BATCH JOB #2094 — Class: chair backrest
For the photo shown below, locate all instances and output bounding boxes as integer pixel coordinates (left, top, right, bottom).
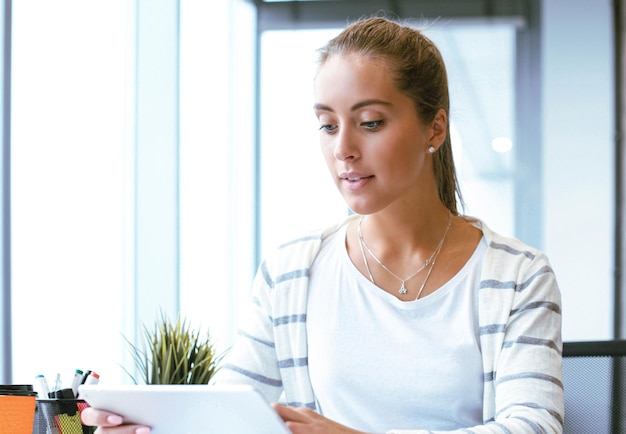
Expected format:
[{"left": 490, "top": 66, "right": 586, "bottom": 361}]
[{"left": 563, "top": 340, "right": 626, "bottom": 433}]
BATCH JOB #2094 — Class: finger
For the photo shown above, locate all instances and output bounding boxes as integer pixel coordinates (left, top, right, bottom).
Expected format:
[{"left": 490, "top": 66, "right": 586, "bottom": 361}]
[
  {"left": 272, "top": 403, "right": 297, "bottom": 421},
  {"left": 271, "top": 404, "right": 313, "bottom": 423},
  {"left": 95, "top": 426, "right": 150, "bottom": 434},
  {"left": 81, "top": 407, "right": 124, "bottom": 427},
  {"left": 81, "top": 408, "right": 151, "bottom": 434}
]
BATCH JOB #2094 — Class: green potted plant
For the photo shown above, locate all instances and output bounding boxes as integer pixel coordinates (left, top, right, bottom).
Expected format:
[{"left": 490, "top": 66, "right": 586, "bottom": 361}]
[{"left": 123, "top": 311, "right": 223, "bottom": 385}]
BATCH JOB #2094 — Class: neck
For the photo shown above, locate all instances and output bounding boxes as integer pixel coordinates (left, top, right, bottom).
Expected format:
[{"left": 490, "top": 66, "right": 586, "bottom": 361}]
[
  {"left": 356, "top": 210, "right": 454, "bottom": 298},
  {"left": 360, "top": 206, "right": 452, "bottom": 255}
]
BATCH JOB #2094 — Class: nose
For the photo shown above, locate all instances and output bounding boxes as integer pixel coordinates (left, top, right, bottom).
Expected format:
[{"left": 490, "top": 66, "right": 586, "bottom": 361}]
[{"left": 333, "top": 126, "right": 359, "bottom": 161}]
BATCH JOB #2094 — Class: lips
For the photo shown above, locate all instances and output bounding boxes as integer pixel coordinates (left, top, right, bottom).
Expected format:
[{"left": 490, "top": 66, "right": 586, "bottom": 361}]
[
  {"left": 339, "top": 172, "right": 372, "bottom": 182},
  {"left": 339, "top": 172, "right": 373, "bottom": 190}
]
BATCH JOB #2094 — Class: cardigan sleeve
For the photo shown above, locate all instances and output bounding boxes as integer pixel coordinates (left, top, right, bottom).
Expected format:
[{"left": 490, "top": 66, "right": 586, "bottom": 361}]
[
  {"left": 211, "top": 226, "right": 328, "bottom": 408},
  {"left": 484, "top": 249, "right": 563, "bottom": 432},
  {"left": 211, "top": 262, "right": 284, "bottom": 403}
]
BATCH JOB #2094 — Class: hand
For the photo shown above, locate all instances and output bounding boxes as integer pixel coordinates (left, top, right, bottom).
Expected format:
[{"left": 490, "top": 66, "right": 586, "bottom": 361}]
[
  {"left": 80, "top": 407, "right": 150, "bottom": 434},
  {"left": 272, "top": 403, "right": 367, "bottom": 434}
]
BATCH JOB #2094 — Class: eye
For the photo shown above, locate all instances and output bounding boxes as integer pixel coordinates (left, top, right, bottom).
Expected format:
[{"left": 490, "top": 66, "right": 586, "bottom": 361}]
[
  {"left": 361, "top": 120, "right": 384, "bottom": 130},
  {"left": 318, "top": 124, "right": 338, "bottom": 134}
]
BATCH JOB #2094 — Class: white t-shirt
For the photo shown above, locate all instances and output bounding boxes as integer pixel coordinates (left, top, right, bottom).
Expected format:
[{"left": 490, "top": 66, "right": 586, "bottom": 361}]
[{"left": 307, "top": 223, "right": 487, "bottom": 432}]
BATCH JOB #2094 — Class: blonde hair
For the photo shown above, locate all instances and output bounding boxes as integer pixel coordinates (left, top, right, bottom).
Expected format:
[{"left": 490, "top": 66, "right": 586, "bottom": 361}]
[{"left": 317, "top": 17, "right": 463, "bottom": 215}]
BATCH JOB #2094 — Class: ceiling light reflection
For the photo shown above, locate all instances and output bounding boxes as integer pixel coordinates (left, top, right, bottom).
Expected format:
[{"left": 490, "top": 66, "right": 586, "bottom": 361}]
[{"left": 491, "top": 136, "right": 513, "bottom": 153}]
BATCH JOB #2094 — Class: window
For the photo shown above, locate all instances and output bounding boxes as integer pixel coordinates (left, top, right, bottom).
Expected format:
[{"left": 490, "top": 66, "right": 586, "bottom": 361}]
[
  {"left": 11, "top": 0, "right": 130, "bottom": 384},
  {"left": 9, "top": 0, "right": 257, "bottom": 386},
  {"left": 179, "top": 0, "right": 256, "bottom": 353}
]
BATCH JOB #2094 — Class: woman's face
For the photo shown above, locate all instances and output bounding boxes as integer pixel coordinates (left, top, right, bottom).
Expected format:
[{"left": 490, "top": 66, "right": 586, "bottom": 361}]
[{"left": 313, "top": 53, "right": 442, "bottom": 215}]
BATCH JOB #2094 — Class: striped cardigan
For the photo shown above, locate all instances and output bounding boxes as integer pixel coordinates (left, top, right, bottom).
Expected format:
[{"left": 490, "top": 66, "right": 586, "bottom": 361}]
[{"left": 213, "top": 216, "right": 564, "bottom": 434}]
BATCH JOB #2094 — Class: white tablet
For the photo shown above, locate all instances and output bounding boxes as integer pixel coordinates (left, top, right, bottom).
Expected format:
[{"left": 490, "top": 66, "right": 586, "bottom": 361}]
[{"left": 78, "top": 384, "right": 291, "bottom": 434}]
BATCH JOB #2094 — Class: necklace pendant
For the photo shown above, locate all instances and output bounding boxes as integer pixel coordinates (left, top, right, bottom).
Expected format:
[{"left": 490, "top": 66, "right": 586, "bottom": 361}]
[{"left": 399, "top": 282, "right": 407, "bottom": 294}]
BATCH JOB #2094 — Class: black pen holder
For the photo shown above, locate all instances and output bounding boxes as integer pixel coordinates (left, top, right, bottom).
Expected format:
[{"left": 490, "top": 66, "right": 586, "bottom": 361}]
[{"left": 32, "top": 399, "right": 95, "bottom": 434}]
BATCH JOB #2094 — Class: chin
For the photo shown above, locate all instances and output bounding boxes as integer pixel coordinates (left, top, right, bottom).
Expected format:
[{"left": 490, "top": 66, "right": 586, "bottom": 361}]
[
  {"left": 343, "top": 201, "right": 379, "bottom": 217},
  {"left": 339, "top": 190, "right": 387, "bottom": 216}
]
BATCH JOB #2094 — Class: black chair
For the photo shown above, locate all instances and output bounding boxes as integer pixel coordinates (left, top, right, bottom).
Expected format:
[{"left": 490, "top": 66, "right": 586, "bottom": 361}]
[{"left": 563, "top": 340, "right": 626, "bottom": 433}]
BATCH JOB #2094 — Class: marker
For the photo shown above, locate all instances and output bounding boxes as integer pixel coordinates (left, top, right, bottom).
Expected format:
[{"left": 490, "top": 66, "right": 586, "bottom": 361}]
[
  {"left": 77, "top": 371, "right": 99, "bottom": 399},
  {"left": 80, "top": 370, "right": 92, "bottom": 385},
  {"left": 70, "top": 369, "right": 84, "bottom": 397},
  {"left": 35, "top": 374, "right": 50, "bottom": 399},
  {"left": 83, "top": 371, "right": 100, "bottom": 385}
]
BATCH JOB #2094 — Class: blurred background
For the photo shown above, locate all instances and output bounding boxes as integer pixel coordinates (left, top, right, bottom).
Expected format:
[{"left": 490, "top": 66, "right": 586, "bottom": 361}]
[{"left": 0, "top": 0, "right": 620, "bottom": 386}]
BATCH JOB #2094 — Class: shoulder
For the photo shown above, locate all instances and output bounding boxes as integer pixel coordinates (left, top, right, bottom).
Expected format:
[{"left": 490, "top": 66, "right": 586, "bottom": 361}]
[
  {"left": 465, "top": 216, "right": 546, "bottom": 263},
  {"left": 261, "top": 215, "right": 355, "bottom": 279},
  {"left": 467, "top": 216, "right": 560, "bottom": 301}
]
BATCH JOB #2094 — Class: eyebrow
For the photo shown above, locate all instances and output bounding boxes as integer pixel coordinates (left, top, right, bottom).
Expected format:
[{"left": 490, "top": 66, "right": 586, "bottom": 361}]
[{"left": 313, "top": 99, "right": 392, "bottom": 112}]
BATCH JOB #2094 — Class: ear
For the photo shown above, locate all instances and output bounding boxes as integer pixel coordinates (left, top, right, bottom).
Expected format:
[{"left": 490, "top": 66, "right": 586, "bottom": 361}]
[{"left": 427, "top": 108, "right": 447, "bottom": 151}]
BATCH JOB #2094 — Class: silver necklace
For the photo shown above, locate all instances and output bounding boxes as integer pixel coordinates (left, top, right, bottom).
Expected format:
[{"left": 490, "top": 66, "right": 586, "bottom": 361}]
[{"left": 358, "top": 213, "right": 452, "bottom": 298}]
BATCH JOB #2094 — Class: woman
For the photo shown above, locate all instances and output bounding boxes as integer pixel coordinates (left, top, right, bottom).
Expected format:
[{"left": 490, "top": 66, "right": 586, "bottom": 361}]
[{"left": 82, "top": 16, "right": 563, "bottom": 434}]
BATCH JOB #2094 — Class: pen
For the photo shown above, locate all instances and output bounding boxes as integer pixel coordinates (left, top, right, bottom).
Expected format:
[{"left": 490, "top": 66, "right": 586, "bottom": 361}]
[
  {"left": 53, "top": 373, "right": 62, "bottom": 394},
  {"left": 80, "top": 370, "right": 92, "bottom": 385},
  {"left": 76, "top": 370, "right": 100, "bottom": 398},
  {"left": 84, "top": 371, "right": 100, "bottom": 385}
]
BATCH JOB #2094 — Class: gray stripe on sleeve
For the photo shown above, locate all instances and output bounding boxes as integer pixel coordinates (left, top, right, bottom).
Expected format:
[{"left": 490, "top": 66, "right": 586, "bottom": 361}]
[
  {"left": 278, "top": 357, "right": 308, "bottom": 368},
  {"left": 510, "top": 300, "right": 561, "bottom": 316},
  {"left": 490, "top": 241, "right": 536, "bottom": 260},
  {"left": 221, "top": 364, "right": 283, "bottom": 387},
  {"left": 512, "top": 416, "right": 543, "bottom": 434},
  {"left": 510, "top": 403, "right": 564, "bottom": 427},
  {"left": 284, "top": 400, "right": 317, "bottom": 409},
  {"left": 479, "top": 324, "right": 506, "bottom": 336},
  {"left": 276, "top": 268, "right": 309, "bottom": 284},
  {"left": 274, "top": 314, "right": 306, "bottom": 326},
  {"left": 496, "top": 371, "right": 564, "bottom": 390},
  {"left": 502, "top": 335, "right": 561, "bottom": 354},
  {"left": 489, "top": 421, "right": 511, "bottom": 433},
  {"left": 480, "top": 265, "right": 554, "bottom": 292},
  {"left": 260, "top": 260, "right": 274, "bottom": 288},
  {"left": 238, "top": 330, "right": 275, "bottom": 348}
]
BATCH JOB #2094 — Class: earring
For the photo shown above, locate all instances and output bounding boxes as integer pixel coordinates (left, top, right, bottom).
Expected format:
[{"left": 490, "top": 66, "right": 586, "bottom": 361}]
[{"left": 428, "top": 146, "right": 436, "bottom": 153}]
